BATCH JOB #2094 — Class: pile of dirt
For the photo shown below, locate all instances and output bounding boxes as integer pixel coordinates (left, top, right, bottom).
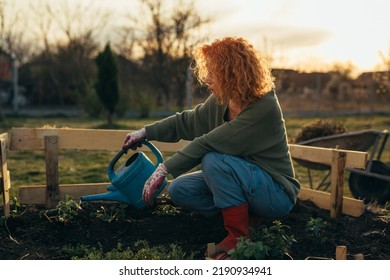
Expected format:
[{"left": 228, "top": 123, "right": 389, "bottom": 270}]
[
  {"left": 0, "top": 200, "right": 389, "bottom": 260},
  {"left": 294, "top": 119, "right": 346, "bottom": 143}
]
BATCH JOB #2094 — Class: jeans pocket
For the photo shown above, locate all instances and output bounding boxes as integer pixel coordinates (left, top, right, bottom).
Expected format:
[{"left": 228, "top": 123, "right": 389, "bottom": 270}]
[
  {"left": 246, "top": 164, "right": 265, "bottom": 197},
  {"left": 245, "top": 165, "right": 293, "bottom": 219}
]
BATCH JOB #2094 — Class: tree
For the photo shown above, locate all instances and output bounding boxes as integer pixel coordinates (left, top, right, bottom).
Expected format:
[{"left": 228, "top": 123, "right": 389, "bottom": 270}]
[
  {"left": 323, "top": 62, "right": 355, "bottom": 113},
  {"left": 22, "top": 33, "right": 98, "bottom": 106},
  {"left": 374, "top": 42, "right": 390, "bottom": 97},
  {"left": 33, "top": 0, "right": 111, "bottom": 50},
  {"left": 19, "top": 0, "right": 108, "bottom": 106},
  {"left": 95, "top": 44, "right": 119, "bottom": 126},
  {"left": 0, "top": 0, "right": 32, "bottom": 64},
  {"left": 0, "top": 0, "right": 33, "bottom": 111},
  {"left": 134, "top": 0, "right": 210, "bottom": 109}
]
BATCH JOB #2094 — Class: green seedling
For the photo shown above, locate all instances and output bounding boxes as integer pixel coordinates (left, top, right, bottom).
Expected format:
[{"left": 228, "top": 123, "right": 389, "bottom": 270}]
[
  {"left": 92, "top": 204, "right": 128, "bottom": 223},
  {"left": 230, "top": 220, "right": 296, "bottom": 260},
  {"left": 41, "top": 195, "right": 82, "bottom": 224},
  {"left": 305, "top": 217, "right": 328, "bottom": 244},
  {"left": 152, "top": 204, "right": 180, "bottom": 216},
  {"left": 62, "top": 240, "right": 194, "bottom": 260}
]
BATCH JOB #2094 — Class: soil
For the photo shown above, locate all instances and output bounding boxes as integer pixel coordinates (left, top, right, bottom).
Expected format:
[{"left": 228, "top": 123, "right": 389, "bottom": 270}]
[{"left": 0, "top": 199, "right": 389, "bottom": 260}]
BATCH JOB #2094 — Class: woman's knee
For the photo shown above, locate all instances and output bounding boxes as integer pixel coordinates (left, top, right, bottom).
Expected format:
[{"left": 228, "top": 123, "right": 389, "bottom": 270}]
[
  {"left": 201, "top": 152, "right": 224, "bottom": 175},
  {"left": 168, "top": 171, "right": 207, "bottom": 202},
  {"left": 167, "top": 178, "right": 182, "bottom": 202}
]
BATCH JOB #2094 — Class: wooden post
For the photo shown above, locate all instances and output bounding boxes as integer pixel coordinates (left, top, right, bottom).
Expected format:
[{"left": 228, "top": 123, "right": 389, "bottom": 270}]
[
  {"left": 205, "top": 243, "right": 216, "bottom": 260},
  {"left": 330, "top": 151, "right": 347, "bottom": 218},
  {"left": 1, "top": 136, "right": 10, "bottom": 216},
  {"left": 354, "top": 254, "right": 364, "bottom": 260},
  {"left": 336, "top": 245, "right": 347, "bottom": 260},
  {"left": 45, "top": 135, "right": 59, "bottom": 208}
]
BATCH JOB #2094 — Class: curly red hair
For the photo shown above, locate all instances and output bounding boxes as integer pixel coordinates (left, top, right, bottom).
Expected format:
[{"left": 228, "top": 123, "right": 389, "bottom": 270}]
[{"left": 193, "top": 37, "right": 275, "bottom": 104}]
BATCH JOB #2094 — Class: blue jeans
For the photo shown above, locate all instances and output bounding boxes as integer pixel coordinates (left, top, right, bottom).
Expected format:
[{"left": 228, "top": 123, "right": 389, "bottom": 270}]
[{"left": 168, "top": 152, "right": 294, "bottom": 218}]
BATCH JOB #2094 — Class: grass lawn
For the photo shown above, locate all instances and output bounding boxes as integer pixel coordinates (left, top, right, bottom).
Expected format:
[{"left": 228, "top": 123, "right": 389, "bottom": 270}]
[{"left": 1, "top": 114, "right": 389, "bottom": 201}]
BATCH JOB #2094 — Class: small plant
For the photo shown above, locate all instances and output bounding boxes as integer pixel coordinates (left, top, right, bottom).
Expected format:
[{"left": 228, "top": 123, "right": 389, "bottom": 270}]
[
  {"left": 10, "top": 197, "right": 24, "bottom": 216},
  {"left": 230, "top": 220, "right": 296, "bottom": 260},
  {"left": 92, "top": 204, "right": 128, "bottom": 223},
  {"left": 305, "top": 217, "right": 328, "bottom": 244},
  {"left": 62, "top": 243, "right": 104, "bottom": 259},
  {"left": 0, "top": 197, "right": 26, "bottom": 224},
  {"left": 152, "top": 204, "right": 180, "bottom": 216},
  {"left": 0, "top": 197, "right": 27, "bottom": 244},
  {"left": 133, "top": 240, "right": 193, "bottom": 260},
  {"left": 228, "top": 237, "right": 271, "bottom": 260},
  {"left": 41, "top": 195, "right": 82, "bottom": 224},
  {"left": 62, "top": 240, "right": 194, "bottom": 260},
  {"left": 63, "top": 243, "right": 135, "bottom": 260}
]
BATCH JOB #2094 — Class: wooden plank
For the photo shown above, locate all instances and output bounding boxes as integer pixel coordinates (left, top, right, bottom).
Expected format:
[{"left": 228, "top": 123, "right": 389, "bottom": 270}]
[
  {"left": 290, "top": 144, "right": 367, "bottom": 169},
  {"left": 10, "top": 128, "right": 367, "bottom": 169},
  {"left": 1, "top": 136, "right": 10, "bottom": 216},
  {"left": 18, "top": 183, "right": 110, "bottom": 205},
  {"left": 45, "top": 136, "right": 59, "bottom": 208},
  {"left": 298, "top": 188, "right": 365, "bottom": 217},
  {"left": 205, "top": 243, "right": 217, "bottom": 260},
  {"left": 18, "top": 182, "right": 366, "bottom": 217},
  {"left": 336, "top": 246, "right": 347, "bottom": 260},
  {"left": 330, "top": 151, "right": 347, "bottom": 218},
  {"left": 19, "top": 185, "right": 46, "bottom": 205},
  {"left": 0, "top": 132, "right": 8, "bottom": 143},
  {"left": 354, "top": 254, "right": 364, "bottom": 260},
  {"left": 10, "top": 127, "right": 189, "bottom": 152}
]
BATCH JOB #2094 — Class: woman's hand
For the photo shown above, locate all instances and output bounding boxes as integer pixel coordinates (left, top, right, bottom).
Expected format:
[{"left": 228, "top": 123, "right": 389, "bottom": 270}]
[
  {"left": 142, "top": 163, "right": 168, "bottom": 206},
  {"left": 123, "top": 128, "right": 146, "bottom": 150}
]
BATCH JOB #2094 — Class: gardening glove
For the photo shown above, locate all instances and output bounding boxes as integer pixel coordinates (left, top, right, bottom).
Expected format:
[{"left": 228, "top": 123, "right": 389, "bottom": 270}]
[
  {"left": 123, "top": 128, "right": 146, "bottom": 150},
  {"left": 142, "top": 163, "right": 168, "bottom": 206}
]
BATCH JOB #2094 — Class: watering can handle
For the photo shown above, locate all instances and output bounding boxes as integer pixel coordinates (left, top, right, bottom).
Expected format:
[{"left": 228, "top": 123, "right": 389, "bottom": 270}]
[{"left": 107, "top": 140, "right": 164, "bottom": 181}]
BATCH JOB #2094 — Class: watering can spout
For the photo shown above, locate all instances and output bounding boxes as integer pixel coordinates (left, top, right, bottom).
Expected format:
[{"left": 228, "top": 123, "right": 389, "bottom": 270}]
[{"left": 80, "top": 185, "right": 131, "bottom": 204}]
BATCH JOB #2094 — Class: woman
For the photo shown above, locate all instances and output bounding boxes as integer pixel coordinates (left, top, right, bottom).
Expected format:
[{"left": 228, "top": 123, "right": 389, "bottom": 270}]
[{"left": 123, "top": 37, "right": 300, "bottom": 259}]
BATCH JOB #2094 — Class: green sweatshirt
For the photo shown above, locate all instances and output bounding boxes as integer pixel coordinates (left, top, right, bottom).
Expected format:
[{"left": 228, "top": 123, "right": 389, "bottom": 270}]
[{"left": 145, "top": 90, "right": 300, "bottom": 203}]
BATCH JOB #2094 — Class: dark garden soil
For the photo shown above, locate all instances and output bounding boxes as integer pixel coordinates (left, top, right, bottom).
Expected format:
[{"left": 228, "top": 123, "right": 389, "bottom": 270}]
[{"left": 0, "top": 199, "right": 389, "bottom": 260}]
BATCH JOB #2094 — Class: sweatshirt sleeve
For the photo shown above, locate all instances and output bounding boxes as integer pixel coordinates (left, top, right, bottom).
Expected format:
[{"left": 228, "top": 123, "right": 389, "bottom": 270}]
[
  {"left": 164, "top": 93, "right": 283, "bottom": 177},
  {"left": 144, "top": 94, "right": 215, "bottom": 142}
]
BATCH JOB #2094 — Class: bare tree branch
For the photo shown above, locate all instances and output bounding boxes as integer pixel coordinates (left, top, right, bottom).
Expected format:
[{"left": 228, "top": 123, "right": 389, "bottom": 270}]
[{"left": 0, "top": 0, "right": 32, "bottom": 63}]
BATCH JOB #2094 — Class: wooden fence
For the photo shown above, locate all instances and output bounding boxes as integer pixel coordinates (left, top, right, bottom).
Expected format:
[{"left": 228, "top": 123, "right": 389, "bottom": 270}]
[{"left": 1, "top": 128, "right": 368, "bottom": 218}]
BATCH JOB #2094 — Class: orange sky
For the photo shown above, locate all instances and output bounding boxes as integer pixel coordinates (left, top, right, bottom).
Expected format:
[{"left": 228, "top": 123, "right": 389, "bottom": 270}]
[
  {"left": 194, "top": 0, "right": 390, "bottom": 74},
  {"left": 7, "top": 0, "right": 390, "bottom": 74}
]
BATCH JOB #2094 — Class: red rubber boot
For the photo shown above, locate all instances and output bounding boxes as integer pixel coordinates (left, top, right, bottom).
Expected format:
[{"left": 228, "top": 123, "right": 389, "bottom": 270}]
[{"left": 215, "top": 203, "right": 250, "bottom": 255}]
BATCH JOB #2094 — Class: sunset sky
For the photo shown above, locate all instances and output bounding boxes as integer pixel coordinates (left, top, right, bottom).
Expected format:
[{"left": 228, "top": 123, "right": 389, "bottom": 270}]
[
  {"left": 8, "top": 0, "right": 390, "bottom": 74},
  {"left": 194, "top": 0, "right": 390, "bottom": 73}
]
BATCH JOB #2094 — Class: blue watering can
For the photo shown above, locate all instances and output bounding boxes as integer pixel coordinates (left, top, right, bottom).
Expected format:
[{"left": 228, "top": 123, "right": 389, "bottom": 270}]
[{"left": 81, "top": 140, "right": 167, "bottom": 208}]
